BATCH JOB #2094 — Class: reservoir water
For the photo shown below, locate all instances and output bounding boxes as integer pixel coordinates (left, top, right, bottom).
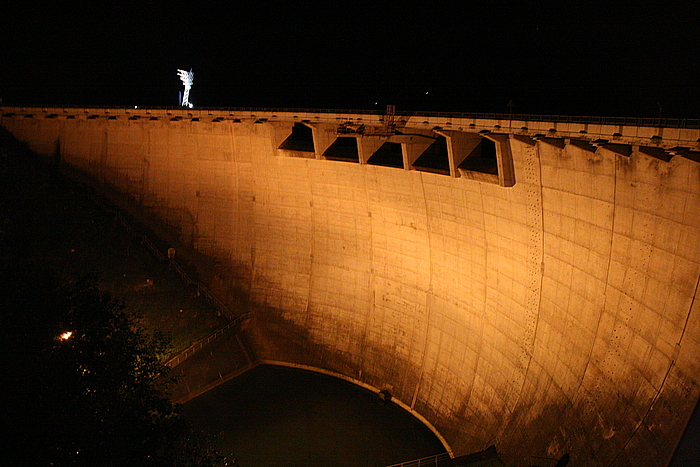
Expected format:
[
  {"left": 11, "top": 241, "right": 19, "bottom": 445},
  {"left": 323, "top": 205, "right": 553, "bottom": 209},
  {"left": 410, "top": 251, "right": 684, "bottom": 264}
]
[{"left": 182, "top": 365, "right": 447, "bottom": 467}]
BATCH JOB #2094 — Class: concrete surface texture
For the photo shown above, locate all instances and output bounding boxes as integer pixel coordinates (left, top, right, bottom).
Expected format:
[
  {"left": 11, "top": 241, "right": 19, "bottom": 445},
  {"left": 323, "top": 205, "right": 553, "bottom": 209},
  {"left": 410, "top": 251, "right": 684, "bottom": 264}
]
[{"left": 3, "top": 107, "right": 700, "bottom": 466}]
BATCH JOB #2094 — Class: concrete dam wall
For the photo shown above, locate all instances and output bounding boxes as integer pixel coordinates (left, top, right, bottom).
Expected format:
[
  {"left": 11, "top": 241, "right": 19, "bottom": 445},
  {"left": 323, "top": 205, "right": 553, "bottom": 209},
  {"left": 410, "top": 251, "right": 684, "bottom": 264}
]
[{"left": 4, "top": 107, "right": 700, "bottom": 466}]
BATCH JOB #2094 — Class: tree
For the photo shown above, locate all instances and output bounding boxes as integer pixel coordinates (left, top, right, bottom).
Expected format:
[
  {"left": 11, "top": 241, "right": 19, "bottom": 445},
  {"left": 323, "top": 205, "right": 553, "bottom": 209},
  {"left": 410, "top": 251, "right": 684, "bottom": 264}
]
[{"left": 0, "top": 270, "right": 229, "bottom": 467}]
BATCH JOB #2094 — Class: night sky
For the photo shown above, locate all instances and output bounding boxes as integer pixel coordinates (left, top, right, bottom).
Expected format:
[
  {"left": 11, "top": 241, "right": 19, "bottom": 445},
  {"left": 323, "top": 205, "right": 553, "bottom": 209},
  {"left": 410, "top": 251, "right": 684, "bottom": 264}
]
[{"left": 2, "top": 2, "right": 699, "bottom": 117}]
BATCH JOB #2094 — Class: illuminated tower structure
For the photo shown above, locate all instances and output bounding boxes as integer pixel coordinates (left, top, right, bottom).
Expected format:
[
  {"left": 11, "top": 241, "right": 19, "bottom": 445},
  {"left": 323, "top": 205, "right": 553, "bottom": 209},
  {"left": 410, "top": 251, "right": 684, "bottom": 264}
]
[{"left": 177, "top": 69, "right": 194, "bottom": 108}]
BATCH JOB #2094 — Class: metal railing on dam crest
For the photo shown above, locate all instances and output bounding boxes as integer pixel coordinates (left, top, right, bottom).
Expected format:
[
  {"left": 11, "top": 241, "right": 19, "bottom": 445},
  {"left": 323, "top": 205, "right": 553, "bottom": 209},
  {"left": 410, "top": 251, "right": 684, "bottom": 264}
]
[{"left": 4, "top": 104, "right": 700, "bottom": 129}]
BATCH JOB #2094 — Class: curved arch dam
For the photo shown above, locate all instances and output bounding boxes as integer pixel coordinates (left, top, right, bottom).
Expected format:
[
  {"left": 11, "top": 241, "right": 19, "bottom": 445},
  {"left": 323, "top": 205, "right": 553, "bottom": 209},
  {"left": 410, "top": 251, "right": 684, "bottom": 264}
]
[{"left": 4, "top": 107, "right": 700, "bottom": 466}]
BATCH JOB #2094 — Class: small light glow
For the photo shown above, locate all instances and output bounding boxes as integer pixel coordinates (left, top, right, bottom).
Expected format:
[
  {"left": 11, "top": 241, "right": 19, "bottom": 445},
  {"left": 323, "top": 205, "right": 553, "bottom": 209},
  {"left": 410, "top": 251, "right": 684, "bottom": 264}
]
[{"left": 60, "top": 331, "right": 73, "bottom": 340}]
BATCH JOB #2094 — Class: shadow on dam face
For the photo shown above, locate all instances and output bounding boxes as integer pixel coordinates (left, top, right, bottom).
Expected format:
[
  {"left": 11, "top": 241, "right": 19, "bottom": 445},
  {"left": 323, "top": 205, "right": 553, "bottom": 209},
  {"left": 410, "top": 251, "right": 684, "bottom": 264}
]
[{"left": 181, "top": 364, "right": 447, "bottom": 467}]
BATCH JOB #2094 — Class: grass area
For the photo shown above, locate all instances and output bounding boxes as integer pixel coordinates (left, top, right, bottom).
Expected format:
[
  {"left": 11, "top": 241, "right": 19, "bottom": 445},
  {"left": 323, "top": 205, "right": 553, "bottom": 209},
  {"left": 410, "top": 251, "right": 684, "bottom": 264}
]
[{"left": 0, "top": 128, "right": 225, "bottom": 357}]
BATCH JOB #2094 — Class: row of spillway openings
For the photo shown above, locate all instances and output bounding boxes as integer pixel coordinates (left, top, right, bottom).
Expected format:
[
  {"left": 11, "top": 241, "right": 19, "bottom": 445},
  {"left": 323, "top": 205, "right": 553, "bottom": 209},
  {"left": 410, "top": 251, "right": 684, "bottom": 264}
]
[{"left": 278, "top": 123, "right": 509, "bottom": 184}]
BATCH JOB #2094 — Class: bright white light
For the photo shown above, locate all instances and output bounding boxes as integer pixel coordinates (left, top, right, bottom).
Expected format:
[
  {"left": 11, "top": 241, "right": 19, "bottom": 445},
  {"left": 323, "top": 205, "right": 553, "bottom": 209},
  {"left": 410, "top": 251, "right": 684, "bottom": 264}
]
[
  {"left": 177, "top": 69, "right": 194, "bottom": 108},
  {"left": 59, "top": 331, "right": 73, "bottom": 340}
]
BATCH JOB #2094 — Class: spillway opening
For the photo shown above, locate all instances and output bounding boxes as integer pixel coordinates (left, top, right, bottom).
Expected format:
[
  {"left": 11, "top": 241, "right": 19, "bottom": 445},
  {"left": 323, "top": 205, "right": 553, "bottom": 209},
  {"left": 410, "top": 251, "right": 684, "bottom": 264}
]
[
  {"left": 412, "top": 135, "right": 450, "bottom": 175},
  {"left": 278, "top": 122, "right": 315, "bottom": 153},
  {"left": 323, "top": 136, "right": 360, "bottom": 162},
  {"left": 367, "top": 141, "right": 404, "bottom": 168},
  {"left": 458, "top": 136, "right": 498, "bottom": 175}
]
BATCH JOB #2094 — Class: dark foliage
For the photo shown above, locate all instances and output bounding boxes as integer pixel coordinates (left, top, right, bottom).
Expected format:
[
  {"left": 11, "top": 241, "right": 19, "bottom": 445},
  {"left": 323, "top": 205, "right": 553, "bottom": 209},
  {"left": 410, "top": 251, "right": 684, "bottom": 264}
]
[
  {"left": 0, "top": 270, "right": 229, "bottom": 467},
  {"left": 0, "top": 127, "right": 233, "bottom": 466}
]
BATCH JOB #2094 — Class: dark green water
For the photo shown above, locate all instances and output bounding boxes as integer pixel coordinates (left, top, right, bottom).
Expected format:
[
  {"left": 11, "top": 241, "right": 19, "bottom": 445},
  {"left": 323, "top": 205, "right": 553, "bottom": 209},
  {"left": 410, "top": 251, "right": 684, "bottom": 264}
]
[{"left": 182, "top": 365, "right": 447, "bottom": 467}]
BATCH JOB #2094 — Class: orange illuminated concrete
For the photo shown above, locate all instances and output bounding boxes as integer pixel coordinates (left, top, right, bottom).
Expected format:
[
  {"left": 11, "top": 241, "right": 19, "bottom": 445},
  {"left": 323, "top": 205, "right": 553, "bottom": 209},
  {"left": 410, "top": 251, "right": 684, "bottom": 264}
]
[{"left": 4, "top": 107, "right": 700, "bottom": 466}]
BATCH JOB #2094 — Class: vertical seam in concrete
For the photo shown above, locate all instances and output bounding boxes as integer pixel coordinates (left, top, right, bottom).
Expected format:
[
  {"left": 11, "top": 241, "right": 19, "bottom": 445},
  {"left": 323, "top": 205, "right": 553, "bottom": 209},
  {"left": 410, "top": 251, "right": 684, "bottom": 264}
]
[
  {"left": 229, "top": 123, "right": 238, "bottom": 233},
  {"left": 236, "top": 334, "right": 253, "bottom": 366},
  {"left": 101, "top": 126, "right": 108, "bottom": 185},
  {"left": 678, "top": 271, "right": 700, "bottom": 345},
  {"left": 359, "top": 165, "right": 374, "bottom": 380},
  {"left": 143, "top": 124, "right": 149, "bottom": 198},
  {"left": 249, "top": 125, "right": 259, "bottom": 302},
  {"left": 411, "top": 172, "right": 433, "bottom": 410},
  {"left": 462, "top": 180, "right": 488, "bottom": 428},
  {"left": 304, "top": 160, "right": 316, "bottom": 331},
  {"left": 575, "top": 149, "right": 616, "bottom": 399}
]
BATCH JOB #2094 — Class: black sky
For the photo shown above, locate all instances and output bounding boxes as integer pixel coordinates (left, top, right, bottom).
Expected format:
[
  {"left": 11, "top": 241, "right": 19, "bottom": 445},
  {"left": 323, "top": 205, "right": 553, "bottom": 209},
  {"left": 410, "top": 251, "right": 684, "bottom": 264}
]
[{"left": 2, "top": 1, "right": 699, "bottom": 117}]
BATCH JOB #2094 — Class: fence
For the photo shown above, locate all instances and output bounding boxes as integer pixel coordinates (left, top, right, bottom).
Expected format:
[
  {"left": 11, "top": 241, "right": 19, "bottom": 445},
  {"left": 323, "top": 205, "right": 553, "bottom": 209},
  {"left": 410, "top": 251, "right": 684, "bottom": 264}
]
[
  {"left": 384, "top": 453, "right": 452, "bottom": 467},
  {"left": 165, "top": 311, "right": 250, "bottom": 368}
]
